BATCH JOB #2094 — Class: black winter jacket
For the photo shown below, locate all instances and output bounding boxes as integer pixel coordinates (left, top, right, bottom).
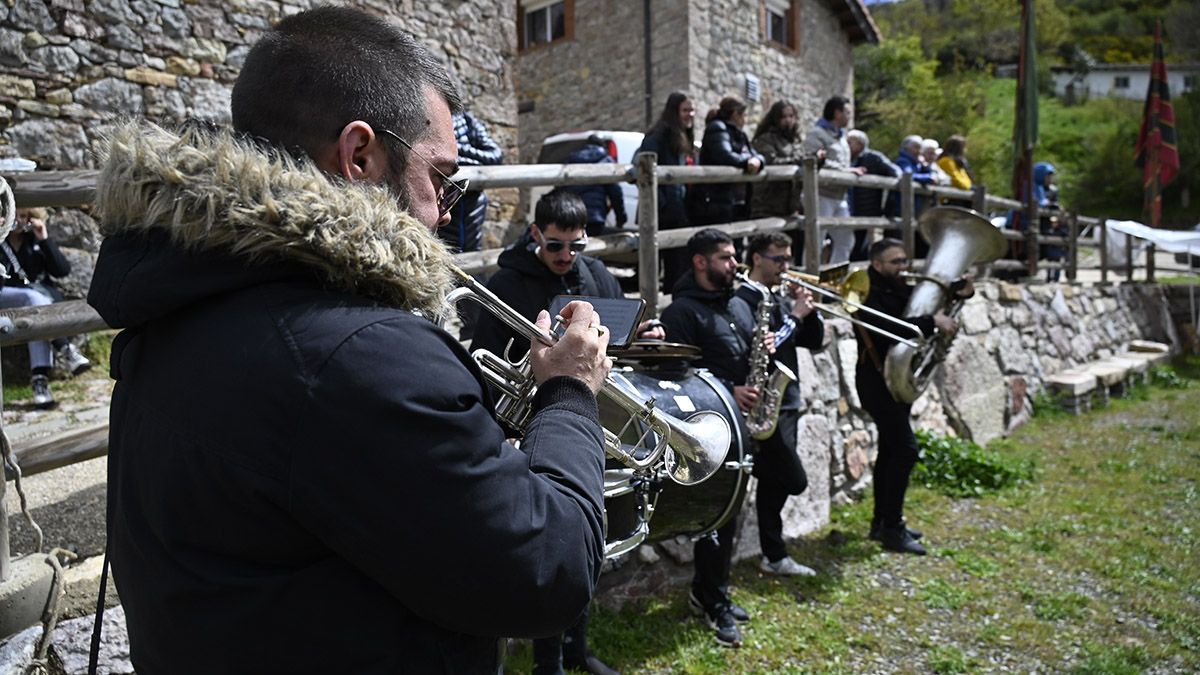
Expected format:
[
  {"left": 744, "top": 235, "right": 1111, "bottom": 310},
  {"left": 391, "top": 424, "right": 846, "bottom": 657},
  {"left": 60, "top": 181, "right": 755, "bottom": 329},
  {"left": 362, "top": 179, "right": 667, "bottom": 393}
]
[
  {"left": 659, "top": 271, "right": 755, "bottom": 392},
  {"left": 471, "top": 236, "right": 622, "bottom": 362},
  {"left": 733, "top": 282, "right": 825, "bottom": 411},
  {"left": 87, "top": 121, "right": 606, "bottom": 674},
  {"left": 854, "top": 266, "right": 938, "bottom": 409},
  {"left": 0, "top": 232, "right": 71, "bottom": 287},
  {"left": 563, "top": 144, "right": 627, "bottom": 226},
  {"left": 850, "top": 148, "right": 901, "bottom": 218},
  {"left": 689, "top": 120, "right": 763, "bottom": 222},
  {"left": 636, "top": 125, "right": 691, "bottom": 228}
]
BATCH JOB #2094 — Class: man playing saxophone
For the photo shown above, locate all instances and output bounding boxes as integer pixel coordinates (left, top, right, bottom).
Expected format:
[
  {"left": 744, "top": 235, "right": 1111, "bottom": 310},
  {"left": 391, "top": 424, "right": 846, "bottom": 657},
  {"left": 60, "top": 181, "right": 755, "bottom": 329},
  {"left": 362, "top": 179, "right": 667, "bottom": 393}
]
[
  {"left": 736, "top": 233, "right": 825, "bottom": 578},
  {"left": 856, "top": 238, "right": 973, "bottom": 555}
]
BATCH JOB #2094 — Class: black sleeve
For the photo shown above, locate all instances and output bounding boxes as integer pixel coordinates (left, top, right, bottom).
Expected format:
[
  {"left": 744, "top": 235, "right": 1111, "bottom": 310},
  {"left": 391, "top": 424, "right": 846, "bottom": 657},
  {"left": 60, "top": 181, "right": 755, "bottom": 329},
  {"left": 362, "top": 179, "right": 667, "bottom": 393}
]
[
  {"left": 703, "top": 123, "right": 755, "bottom": 169},
  {"left": 35, "top": 237, "right": 72, "bottom": 278},
  {"left": 469, "top": 272, "right": 526, "bottom": 360},
  {"left": 289, "top": 319, "right": 605, "bottom": 639},
  {"left": 791, "top": 311, "right": 825, "bottom": 351},
  {"left": 660, "top": 301, "right": 699, "bottom": 350}
]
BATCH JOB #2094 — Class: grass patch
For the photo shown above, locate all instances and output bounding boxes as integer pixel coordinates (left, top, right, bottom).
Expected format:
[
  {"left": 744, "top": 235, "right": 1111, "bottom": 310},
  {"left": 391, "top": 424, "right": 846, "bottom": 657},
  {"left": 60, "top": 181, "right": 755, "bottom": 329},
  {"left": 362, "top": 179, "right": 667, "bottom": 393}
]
[
  {"left": 912, "top": 429, "right": 1036, "bottom": 497},
  {"left": 533, "top": 357, "right": 1200, "bottom": 673}
]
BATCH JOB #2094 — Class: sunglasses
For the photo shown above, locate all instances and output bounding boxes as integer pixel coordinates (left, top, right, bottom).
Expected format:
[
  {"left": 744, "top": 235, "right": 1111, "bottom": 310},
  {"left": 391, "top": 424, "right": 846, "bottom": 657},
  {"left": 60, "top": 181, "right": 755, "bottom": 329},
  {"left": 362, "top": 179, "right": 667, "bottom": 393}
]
[
  {"left": 541, "top": 237, "right": 589, "bottom": 254},
  {"left": 380, "top": 129, "right": 469, "bottom": 219},
  {"left": 885, "top": 256, "right": 910, "bottom": 265},
  {"left": 762, "top": 254, "right": 790, "bottom": 264}
]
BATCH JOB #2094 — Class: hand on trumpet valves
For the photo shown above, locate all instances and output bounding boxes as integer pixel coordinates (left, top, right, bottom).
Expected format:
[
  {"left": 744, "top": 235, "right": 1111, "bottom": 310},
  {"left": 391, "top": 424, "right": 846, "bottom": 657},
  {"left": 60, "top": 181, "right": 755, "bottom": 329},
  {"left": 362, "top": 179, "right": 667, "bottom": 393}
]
[
  {"left": 933, "top": 311, "right": 959, "bottom": 337},
  {"left": 788, "top": 285, "right": 816, "bottom": 320},
  {"left": 530, "top": 301, "right": 611, "bottom": 393},
  {"left": 733, "top": 385, "right": 761, "bottom": 413}
]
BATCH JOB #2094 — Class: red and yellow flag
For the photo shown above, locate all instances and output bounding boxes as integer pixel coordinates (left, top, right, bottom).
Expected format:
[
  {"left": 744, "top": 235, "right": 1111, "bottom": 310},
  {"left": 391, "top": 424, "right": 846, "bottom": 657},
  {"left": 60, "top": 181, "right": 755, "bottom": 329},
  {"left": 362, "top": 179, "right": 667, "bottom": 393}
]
[{"left": 1134, "top": 20, "right": 1180, "bottom": 227}]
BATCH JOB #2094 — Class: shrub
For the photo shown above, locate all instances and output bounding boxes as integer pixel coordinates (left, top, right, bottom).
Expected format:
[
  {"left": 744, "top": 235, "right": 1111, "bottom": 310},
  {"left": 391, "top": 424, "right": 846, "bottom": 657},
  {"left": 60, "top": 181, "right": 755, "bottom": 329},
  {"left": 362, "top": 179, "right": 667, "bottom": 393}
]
[{"left": 913, "top": 429, "right": 1036, "bottom": 497}]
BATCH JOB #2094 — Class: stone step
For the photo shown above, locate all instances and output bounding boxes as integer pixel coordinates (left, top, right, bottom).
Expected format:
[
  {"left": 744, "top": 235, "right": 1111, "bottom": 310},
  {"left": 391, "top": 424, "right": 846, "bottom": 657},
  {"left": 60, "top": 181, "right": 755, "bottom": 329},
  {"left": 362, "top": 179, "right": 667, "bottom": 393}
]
[{"left": 1128, "top": 339, "right": 1170, "bottom": 353}]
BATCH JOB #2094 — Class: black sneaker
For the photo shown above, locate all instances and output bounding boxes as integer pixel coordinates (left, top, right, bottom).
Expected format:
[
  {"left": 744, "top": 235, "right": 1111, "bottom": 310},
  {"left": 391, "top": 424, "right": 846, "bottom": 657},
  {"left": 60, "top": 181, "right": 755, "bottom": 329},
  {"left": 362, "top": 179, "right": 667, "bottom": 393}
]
[
  {"left": 869, "top": 518, "right": 923, "bottom": 542},
  {"left": 879, "top": 524, "right": 927, "bottom": 556},
  {"left": 31, "top": 374, "right": 56, "bottom": 409},
  {"left": 701, "top": 603, "right": 742, "bottom": 648},
  {"left": 562, "top": 651, "right": 619, "bottom": 675},
  {"left": 688, "top": 590, "right": 750, "bottom": 624}
]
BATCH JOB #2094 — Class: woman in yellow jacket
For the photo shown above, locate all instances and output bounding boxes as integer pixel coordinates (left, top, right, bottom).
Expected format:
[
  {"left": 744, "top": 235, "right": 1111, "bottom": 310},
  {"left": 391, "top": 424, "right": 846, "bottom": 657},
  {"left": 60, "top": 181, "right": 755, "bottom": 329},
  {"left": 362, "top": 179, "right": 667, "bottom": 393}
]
[{"left": 936, "top": 134, "right": 973, "bottom": 190}]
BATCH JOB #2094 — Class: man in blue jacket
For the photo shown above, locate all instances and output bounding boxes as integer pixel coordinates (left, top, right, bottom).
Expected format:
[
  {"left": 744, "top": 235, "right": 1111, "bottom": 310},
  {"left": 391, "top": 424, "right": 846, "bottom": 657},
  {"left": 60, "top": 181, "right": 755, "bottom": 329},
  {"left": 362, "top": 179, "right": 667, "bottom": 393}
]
[{"left": 87, "top": 7, "right": 611, "bottom": 673}]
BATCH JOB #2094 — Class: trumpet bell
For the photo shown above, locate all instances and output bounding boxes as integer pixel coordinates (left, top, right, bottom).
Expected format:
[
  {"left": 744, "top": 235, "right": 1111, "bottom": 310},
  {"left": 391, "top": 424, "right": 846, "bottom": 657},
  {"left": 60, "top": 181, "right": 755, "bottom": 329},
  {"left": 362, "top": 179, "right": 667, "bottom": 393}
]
[
  {"left": 841, "top": 268, "right": 870, "bottom": 313},
  {"left": 660, "top": 410, "right": 732, "bottom": 486}
]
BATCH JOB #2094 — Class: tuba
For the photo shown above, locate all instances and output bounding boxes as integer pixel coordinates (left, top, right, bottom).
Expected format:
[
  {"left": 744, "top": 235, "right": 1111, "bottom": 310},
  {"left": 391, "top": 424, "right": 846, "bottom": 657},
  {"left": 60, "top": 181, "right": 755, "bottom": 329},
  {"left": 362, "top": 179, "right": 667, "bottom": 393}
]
[
  {"left": 883, "top": 206, "right": 1008, "bottom": 403},
  {"left": 445, "top": 268, "right": 731, "bottom": 486},
  {"left": 738, "top": 272, "right": 796, "bottom": 441}
]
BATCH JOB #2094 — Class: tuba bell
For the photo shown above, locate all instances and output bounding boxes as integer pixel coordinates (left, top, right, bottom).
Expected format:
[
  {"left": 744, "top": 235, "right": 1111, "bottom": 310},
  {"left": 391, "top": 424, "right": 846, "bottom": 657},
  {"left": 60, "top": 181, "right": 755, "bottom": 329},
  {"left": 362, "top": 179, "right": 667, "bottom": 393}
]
[{"left": 883, "top": 206, "right": 1008, "bottom": 403}]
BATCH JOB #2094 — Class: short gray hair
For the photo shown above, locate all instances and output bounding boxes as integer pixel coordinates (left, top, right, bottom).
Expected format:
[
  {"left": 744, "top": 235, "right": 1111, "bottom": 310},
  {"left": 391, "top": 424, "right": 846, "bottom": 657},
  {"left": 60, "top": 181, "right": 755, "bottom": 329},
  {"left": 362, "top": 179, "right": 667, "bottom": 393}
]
[
  {"left": 847, "top": 129, "right": 869, "bottom": 147},
  {"left": 901, "top": 134, "right": 923, "bottom": 153}
]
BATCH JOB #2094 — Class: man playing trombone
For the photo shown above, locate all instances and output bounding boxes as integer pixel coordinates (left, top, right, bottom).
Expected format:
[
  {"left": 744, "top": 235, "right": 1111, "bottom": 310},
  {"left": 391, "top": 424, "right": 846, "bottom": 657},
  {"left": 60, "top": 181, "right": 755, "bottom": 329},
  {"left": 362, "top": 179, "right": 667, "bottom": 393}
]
[
  {"left": 735, "top": 233, "right": 825, "bottom": 577},
  {"left": 855, "top": 239, "right": 972, "bottom": 555},
  {"left": 86, "top": 7, "right": 611, "bottom": 672}
]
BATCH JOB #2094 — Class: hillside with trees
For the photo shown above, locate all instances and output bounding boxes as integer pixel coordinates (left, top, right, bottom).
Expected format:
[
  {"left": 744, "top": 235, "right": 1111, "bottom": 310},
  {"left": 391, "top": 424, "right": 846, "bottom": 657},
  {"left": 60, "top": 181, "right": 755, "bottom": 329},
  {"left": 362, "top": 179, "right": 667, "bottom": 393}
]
[{"left": 854, "top": 0, "right": 1199, "bottom": 225}]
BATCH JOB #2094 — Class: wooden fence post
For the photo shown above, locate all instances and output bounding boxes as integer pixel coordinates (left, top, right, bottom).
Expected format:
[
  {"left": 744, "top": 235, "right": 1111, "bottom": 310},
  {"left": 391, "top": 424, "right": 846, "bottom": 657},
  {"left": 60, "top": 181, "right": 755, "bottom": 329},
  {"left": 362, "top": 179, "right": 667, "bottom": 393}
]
[
  {"left": 899, "top": 171, "right": 915, "bottom": 259},
  {"left": 635, "top": 152, "right": 660, "bottom": 317},
  {"left": 1146, "top": 243, "right": 1156, "bottom": 283},
  {"left": 803, "top": 158, "right": 820, "bottom": 274},
  {"left": 1125, "top": 232, "right": 1134, "bottom": 279},
  {"left": 1025, "top": 195, "right": 1039, "bottom": 280},
  {"left": 1, "top": 344, "right": 9, "bottom": 584},
  {"left": 1099, "top": 218, "right": 1109, "bottom": 284},
  {"left": 1066, "top": 212, "right": 1079, "bottom": 283},
  {"left": 971, "top": 184, "right": 987, "bottom": 213}
]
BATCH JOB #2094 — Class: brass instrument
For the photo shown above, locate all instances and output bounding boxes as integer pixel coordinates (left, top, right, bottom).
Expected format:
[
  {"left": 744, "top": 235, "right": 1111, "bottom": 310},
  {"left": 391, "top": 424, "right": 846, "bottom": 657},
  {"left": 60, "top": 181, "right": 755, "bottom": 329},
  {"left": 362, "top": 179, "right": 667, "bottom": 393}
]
[
  {"left": 445, "top": 268, "right": 731, "bottom": 486},
  {"left": 737, "top": 272, "right": 796, "bottom": 441},
  {"left": 779, "top": 269, "right": 924, "bottom": 349},
  {"left": 883, "top": 206, "right": 1008, "bottom": 403}
]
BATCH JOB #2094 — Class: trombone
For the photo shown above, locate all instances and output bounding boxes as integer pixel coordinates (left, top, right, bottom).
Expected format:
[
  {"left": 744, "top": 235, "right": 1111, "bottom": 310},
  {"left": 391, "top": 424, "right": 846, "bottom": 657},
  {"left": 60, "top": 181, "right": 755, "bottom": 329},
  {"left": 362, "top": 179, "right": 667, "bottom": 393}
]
[{"left": 778, "top": 269, "right": 924, "bottom": 349}]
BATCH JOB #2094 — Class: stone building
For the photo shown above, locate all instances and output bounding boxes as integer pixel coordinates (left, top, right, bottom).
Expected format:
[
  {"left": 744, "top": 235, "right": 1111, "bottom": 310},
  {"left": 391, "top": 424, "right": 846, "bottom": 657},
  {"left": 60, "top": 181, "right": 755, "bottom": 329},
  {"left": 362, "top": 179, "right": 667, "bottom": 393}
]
[
  {"left": 0, "top": 0, "right": 520, "bottom": 247},
  {"left": 515, "top": 0, "right": 880, "bottom": 161}
]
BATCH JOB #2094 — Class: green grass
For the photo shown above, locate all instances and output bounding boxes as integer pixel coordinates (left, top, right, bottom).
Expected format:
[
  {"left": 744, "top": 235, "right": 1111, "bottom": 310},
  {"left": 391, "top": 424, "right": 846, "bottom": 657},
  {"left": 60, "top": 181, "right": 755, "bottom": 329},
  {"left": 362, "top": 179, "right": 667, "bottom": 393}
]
[
  {"left": 512, "top": 355, "right": 1200, "bottom": 672},
  {"left": 2, "top": 331, "right": 115, "bottom": 407}
]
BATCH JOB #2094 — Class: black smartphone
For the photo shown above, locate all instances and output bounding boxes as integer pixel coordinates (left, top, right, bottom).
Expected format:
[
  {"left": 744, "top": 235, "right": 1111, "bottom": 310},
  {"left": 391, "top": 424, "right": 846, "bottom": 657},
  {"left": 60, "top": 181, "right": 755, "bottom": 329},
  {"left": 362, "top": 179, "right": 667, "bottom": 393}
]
[{"left": 548, "top": 295, "right": 647, "bottom": 350}]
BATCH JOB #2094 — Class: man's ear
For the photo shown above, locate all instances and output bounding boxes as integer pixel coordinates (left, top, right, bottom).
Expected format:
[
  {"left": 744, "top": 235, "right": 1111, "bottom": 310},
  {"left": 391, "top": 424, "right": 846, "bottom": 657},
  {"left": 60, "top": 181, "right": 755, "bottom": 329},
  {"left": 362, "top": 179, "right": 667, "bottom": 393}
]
[
  {"left": 334, "top": 121, "right": 390, "bottom": 183},
  {"left": 692, "top": 253, "right": 706, "bottom": 271},
  {"left": 529, "top": 223, "right": 542, "bottom": 242}
]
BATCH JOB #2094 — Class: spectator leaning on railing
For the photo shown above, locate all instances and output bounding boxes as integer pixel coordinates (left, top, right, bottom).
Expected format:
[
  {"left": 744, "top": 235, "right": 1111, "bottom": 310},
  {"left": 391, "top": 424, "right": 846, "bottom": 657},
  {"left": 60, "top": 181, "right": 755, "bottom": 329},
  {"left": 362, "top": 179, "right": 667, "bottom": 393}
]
[
  {"left": 638, "top": 91, "right": 698, "bottom": 294},
  {"left": 751, "top": 99, "right": 806, "bottom": 262},
  {"left": 0, "top": 207, "right": 91, "bottom": 408},
  {"left": 847, "top": 129, "right": 901, "bottom": 261},
  {"left": 800, "top": 96, "right": 866, "bottom": 265}
]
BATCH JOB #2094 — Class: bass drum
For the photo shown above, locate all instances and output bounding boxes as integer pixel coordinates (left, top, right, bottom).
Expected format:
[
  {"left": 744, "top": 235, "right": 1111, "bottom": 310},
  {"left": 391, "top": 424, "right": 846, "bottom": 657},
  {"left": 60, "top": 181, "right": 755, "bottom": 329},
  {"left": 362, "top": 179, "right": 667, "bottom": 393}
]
[{"left": 600, "top": 363, "right": 749, "bottom": 558}]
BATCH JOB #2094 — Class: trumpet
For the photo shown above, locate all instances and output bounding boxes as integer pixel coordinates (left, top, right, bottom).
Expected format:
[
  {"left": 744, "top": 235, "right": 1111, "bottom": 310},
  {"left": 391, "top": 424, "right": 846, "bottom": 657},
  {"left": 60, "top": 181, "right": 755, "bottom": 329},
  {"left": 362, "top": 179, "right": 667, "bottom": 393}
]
[
  {"left": 779, "top": 269, "right": 924, "bottom": 349},
  {"left": 446, "top": 268, "right": 731, "bottom": 486}
]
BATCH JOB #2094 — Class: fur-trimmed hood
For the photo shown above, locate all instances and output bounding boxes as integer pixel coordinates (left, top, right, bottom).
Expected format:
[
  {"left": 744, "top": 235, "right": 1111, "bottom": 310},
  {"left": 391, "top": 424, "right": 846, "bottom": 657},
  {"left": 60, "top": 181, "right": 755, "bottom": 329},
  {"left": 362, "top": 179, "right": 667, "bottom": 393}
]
[{"left": 90, "top": 120, "right": 455, "bottom": 325}]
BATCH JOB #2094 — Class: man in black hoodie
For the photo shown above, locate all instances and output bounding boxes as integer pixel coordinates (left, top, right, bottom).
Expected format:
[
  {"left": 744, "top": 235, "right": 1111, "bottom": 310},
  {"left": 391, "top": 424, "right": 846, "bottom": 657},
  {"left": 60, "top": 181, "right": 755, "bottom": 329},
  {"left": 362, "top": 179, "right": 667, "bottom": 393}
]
[
  {"left": 659, "top": 228, "right": 754, "bottom": 648},
  {"left": 472, "top": 189, "right": 661, "bottom": 362},
  {"left": 87, "top": 8, "right": 611, "bottom": 673},
  {"left": 473, "top": 189, "right": 659, "bottom": 675},
  {"left": 855, "top": 238, "right": 971, "bottom": 556}
]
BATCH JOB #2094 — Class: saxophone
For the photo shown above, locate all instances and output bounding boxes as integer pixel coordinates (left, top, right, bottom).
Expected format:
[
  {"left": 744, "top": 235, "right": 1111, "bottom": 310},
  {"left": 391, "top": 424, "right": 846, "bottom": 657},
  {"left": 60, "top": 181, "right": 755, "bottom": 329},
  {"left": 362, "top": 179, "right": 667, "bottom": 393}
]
[{"left": 742, "top": 279, "right": 798, "bottom": 441}]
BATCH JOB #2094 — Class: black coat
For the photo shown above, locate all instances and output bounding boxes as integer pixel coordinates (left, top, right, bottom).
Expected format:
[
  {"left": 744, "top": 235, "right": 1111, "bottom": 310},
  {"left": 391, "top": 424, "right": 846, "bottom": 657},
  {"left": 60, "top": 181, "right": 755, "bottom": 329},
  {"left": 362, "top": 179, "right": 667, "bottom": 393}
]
[
  {"left": 688, "top": 119, "right": 763, "bottom": 224},
  {"left": 636, "top": 125, "right": 691, "bottom": 228},
  {"left": 0, "top": 232, "right": 70, "bottom": 287},
  {"left": 659, "top": 271, "right": 755, "bottom": 392},
  {"left": 733, "top": 282, "right": 825, "bottom": 411},
  {"left": 854, "top": 266, "right": 937, "bottom": 411},
  {"left": 471, "top": 238, "right": 622, "bottom": 362},
  {"left": 87, "top": 121, "right": 606, "bottom": 674},
  {"left": 850, "top": 148, "right": 901, "bottom": 218}
]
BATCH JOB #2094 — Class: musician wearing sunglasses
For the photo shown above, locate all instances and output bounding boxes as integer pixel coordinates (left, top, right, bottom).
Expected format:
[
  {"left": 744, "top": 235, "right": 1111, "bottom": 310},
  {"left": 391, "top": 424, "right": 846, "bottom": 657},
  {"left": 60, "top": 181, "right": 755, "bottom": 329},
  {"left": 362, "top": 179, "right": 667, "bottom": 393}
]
[
  {"left": 471, "top": 189, "right": 663, "bottom": 364},
  {"left": 734, "top": 233, "right": 825, "bottom": 578},
  {"left": 86, "top": 8, "right": 612, "bottom": 673},
  {"left": 855, "top": 239, "right": 972, "bottom": 556}
]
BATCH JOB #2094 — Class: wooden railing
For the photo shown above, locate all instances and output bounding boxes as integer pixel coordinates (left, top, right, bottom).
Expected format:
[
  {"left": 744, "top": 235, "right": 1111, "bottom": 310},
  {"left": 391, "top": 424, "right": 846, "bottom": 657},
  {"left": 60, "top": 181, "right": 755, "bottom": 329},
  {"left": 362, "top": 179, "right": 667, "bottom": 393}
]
[{"left": 0, "top": 156, "right": 1185, "bottom": 582}]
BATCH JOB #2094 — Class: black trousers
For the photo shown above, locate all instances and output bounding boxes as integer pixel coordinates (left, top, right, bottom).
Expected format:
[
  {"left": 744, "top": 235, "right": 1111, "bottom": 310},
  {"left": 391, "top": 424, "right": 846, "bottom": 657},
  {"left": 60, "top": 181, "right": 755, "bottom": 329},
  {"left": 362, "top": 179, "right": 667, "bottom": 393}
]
[
  {"left": 752, "top": 409, "right": 808, "bottom": 562},
  {"left": 858, "top": 366, "right": 920, "bottom": 527},
  {"left": 691, "top": 514, "right": 739, "bottom": 610},
  {"left": 531, "top": 605, "right": 589, "bottom": 674}
]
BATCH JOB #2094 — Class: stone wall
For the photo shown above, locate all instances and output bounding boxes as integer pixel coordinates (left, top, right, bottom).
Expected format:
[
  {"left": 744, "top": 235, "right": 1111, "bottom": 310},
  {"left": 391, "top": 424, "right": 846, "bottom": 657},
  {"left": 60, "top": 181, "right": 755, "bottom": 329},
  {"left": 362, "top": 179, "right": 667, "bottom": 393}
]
[
  {"left": 596, "top": 280, "right": 1178, "bottom": 607},
  {"left": 0, "top": 0, "right": 519, "bottom": 253},
  {"left": 515, "top": 0, "right": 859, "bottom": 163}
]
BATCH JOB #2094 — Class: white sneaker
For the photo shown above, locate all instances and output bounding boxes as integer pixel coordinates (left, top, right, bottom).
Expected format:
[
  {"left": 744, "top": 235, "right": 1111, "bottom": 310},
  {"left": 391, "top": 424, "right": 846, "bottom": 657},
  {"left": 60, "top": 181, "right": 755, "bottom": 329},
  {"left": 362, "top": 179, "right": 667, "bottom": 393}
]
[
  {"left": 760, "top": 555, "right": 816, "bottom": 577},
  {"left": 56, "top": 343, "right": 92, "bottom": 376}
]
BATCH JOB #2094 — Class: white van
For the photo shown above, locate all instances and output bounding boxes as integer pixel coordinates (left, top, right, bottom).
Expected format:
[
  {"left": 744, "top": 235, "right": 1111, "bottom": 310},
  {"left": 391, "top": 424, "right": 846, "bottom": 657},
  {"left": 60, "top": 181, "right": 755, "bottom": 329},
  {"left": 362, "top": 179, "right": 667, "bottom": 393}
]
[{"left": 527, "top": 130, "right": 645, "bottom": 229}]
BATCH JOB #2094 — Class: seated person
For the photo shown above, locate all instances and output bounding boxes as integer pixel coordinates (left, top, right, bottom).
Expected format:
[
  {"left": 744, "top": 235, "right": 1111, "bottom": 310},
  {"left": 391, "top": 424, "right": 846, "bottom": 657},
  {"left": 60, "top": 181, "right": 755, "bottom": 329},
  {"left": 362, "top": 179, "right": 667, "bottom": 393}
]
[{"left": 0, "top": 208, "right": 91, "bottom": 408}]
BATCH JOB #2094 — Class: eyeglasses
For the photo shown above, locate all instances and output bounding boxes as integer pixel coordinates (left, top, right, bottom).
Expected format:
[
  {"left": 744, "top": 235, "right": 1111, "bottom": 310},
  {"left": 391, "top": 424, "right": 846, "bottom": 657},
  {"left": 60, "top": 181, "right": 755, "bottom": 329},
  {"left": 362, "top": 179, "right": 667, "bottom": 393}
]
[
  {"left": 884, "top": 256, "right": 910, "bottom": 266},
  {"left": 542, "top": 238, "right": 588, "bottom": 254},
  {"left": 379, "top": 129, "right": 469, "bottom": 219},
  {"left": 763, "top": 254, "right": 790, "bottom": 264}
]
